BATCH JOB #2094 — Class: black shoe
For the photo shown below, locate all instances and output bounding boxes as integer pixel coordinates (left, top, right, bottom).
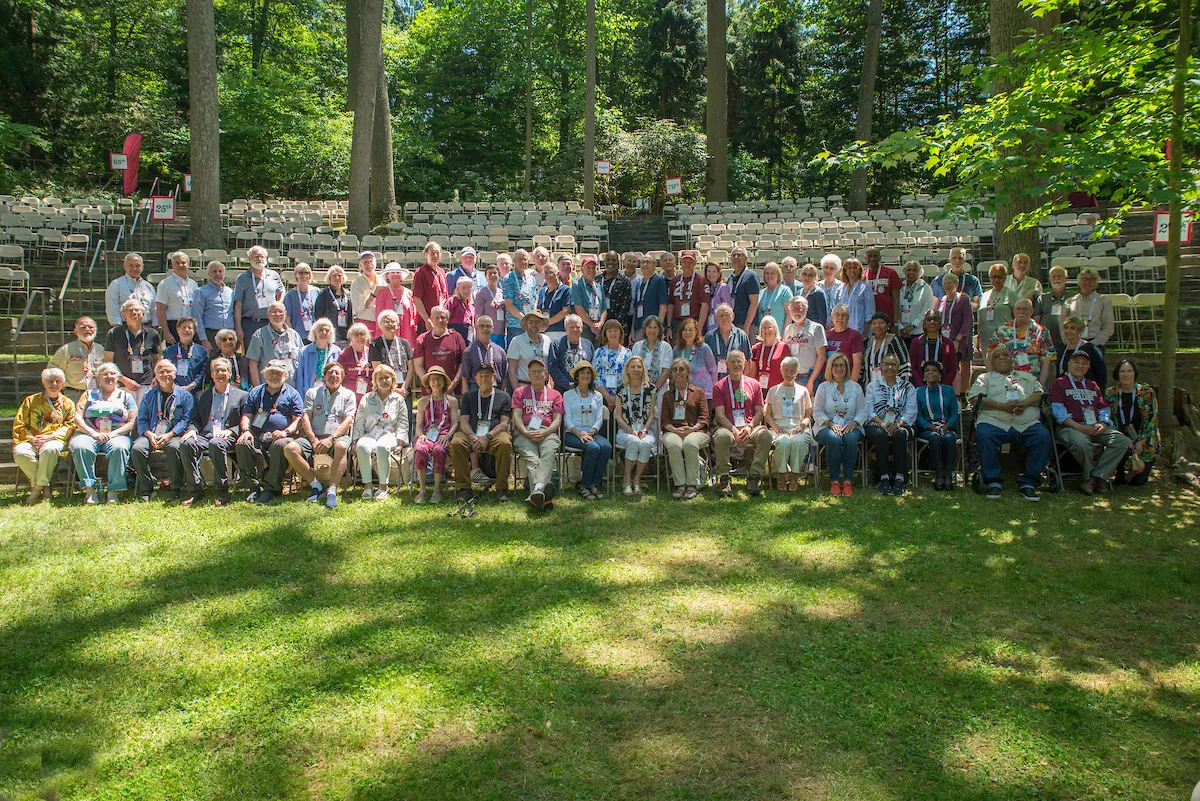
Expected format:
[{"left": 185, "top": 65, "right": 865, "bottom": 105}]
[
  {"left": 986, "top": 484, "right": 1002, "bottom": 500},
  {"left": 747, "top": 475, "right": 762, "bottom": 496},
  {"left": 878, "top": 477, "right": 892, "bottom": 495},
  {"left": 170, "top": 488, "right": 183, "bottom": 502},
  {"left": 1020, "top": 486, "right": 1040, "bottom": 502},
  {"left": 718, "top": 475, "right": 733, "bottom": 497},
  {"left": 891, "top": 477, "right": 906, "bottom": 496},
  {"left": 457, "top": 488, "right": 473, "bottom": 502},
  {"left": 215, "top": 489, "right": 230, "bottom": 506},
  {"left": 181, "top": 491, "right": 203, "bottom": 507}
]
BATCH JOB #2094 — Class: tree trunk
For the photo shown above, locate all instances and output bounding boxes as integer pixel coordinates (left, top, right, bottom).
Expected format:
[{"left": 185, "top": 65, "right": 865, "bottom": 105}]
[
  {"left": 346, "top": 0, "right": 360, "bottom": 109},
  {"left": 582, "top": 0, "right": 596, "bottom": 209},
  {"left": 849, "top": 0, "right": 882, "bottom": 211},
  {"left": 989, "top": 0, "right": 1046, "bottom": 266},
  {"left": 1160, "top": 0, "right": 1191, "bottom": 445},
  {"left": 348, "top": 0, "right": 383, "bottom": 235},
  {"left": 251, "top": 0, "right": 271, "bottom": 72},
  {"left": 370, "top": 49, "right": 397, "bottom": 225},
  {"left": 523, "top": 0, "right": 533, "bottom": 197},
  {"left": 186, "top": 0, "right": 222, "bottom": 249},
  {"left": 705, "top": 0, "right": 727, "bottom": 201},
  {"left": 108, "top": 12, "right": 118, "bottom": 101}
]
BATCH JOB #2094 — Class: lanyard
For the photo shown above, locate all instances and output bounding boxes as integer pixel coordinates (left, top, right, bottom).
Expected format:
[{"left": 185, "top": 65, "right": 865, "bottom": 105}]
[
  {"left": 478, "top": 390, "right": 494, "bottom": 424},
  {"left": 1119, "top": 391, "right": 1136, "bottom": 427},
  {"left": 923, "top": 386, "right": 943, "bottom": 421},
  {"left": 1067, "top": 374, "right": 1088, "bottom": 397},
  {"left": 1082, "top": 293, "right": 1098, "bottom": 321},
  {"left": 730, "top": 377, "right": 746, "bottom": 412},
  {"left": 214, "top": 389, "right": 228, "bottom": 422},
  {"left": 158, "top": 390, "right": 175, "bottom": 424},
  {"left": 626, "top": 385, "right": 647, "bottom": 422},
  {"left": 633, "top": 275, "right": 649, "bottom": 305},
  {"left": 883, "top": 380, "right": 902, "bottom": 410},
  {"left": 386, "top": 337, "right": 404, "bottom": 371},
  {"left": 354, "top": 347, "right": 369, "bottom": 371},
  {"left": 1011, "top": 326, "right": 1030, "bottom": 351},
  {"left": 758, "top": 342, "right": 778, "bottom": 376},
  {"left": 730, "top": 268, "right": 749, "bottom": 296},
  {"left": 944, "top": 294, "right": 956, "bottom": 323},
  {"left": 868, "top": 338, "right": 887, "bottom": 367},
  {"left": 716, "top": 332, "right": 733, "bottom": 359},
  {"left": 428, "top": 397, "right": 448, "bottom": 428},
  {"left": 253, "top": 272, "right": 268, "bottom": 298},
  {"left": 924, "top": 336, "right": 941, "bottom": 363},
  {"left": 259, "top": 389, "right": 281, "bottom": 415},
  {"left": 332, "top": 290, "right": 347, "bottom": 311},
  {"left": 125, "top": 328, "right": 145, "bottom": 358},
  {"left": 43, "top": 393, "right": 64, "bottom": 424}
]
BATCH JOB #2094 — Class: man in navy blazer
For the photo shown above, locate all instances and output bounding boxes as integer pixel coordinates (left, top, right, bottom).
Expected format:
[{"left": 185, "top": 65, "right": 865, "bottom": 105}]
[
  {"left": 130, "top": 360, "right": 195, "bottom": 500},
  {"left": 178, "top": 356, "right": 248, "bottom": 505},
  {"left": 548, "top": 314, "right": 595, "bottom": 390}
]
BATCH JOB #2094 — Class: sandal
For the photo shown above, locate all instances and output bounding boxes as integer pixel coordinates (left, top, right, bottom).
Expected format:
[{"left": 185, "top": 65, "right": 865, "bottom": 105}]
[{"left": 623, "top": 485, "right": 634, "bottom": 496}]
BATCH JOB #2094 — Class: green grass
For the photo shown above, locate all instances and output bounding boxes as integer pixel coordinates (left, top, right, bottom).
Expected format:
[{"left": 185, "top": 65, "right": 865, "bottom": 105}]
[{"left": 1, "top": 485, "right": 1198, "bottom": 800}]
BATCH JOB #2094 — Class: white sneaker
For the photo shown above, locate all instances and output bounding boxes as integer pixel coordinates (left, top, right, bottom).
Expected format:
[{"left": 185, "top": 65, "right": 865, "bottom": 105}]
[
  {"left": 373, "top": 486, "right": 388, "bottom": 500},
  {"left": 362, "top": 486, "right": 375, "bottom": 500},
  {"left": 85, "top": 489, "right": 101, "bottom": 505},
  {"left": 106, "top": 491, "right": 120, "bottom": 504}
]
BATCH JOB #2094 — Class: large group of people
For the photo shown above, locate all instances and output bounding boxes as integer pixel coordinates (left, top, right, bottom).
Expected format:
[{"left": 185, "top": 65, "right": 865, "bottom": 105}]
[{"left": 13, "top": 242, "right": 1161, "bottom": 507}]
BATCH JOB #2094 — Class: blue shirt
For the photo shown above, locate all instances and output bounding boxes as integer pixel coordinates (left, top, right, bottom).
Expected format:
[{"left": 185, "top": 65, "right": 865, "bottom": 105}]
[
  {"left": 501, "top": 270, "right": 540, "bottom": 331},
  {"left": 932, "top": 271, "right": 983, "bottom": 301},
  {"left": 630, "top": 274, "right": 668, "bottom": 332},
  {"left": 757, "top": 283, "right": 794, "bottom": 327},
  {"left": 136, "top": 385, "right": 194, "bottom": 437},
  {"left": 233, "top": 269, "right": 284, "bottom": 322},
  {"left": 447, "top": 265, "right": 489, "bottom": 298},
  {"left": 915, "top": 383, "right": 961, "bottom": 431},
  {"left": 283, "top": 287, "right": 320, "bottom": 342},
  {"left": 163, "top": 341, "right": 209, "bottom": 391},
  {"left": 242, "top": 383, "right": 304, "bottom": 434},
  {"left": 705, "top": 327, "right": 752, "bottom": 362},
  {"left": 538, "top": 283, "right": 572, "bottom": 333},
  {"left": 191, "top": 281, "right": 235, "bottom": 334},
  {"left": 549, "top": 336, "right": 595, "bottom": 390},
  {"left": 798, "top": 286, "right": 829, "bottom": 328},
  {"left": 570, "top": 278, "right": 609, "bottom": 321},
  {"left": 845, "top": 280, "right": 876, "bottom": 334},
  {"left": 727, "top": 268, "right": 761, "bottom": 327}
]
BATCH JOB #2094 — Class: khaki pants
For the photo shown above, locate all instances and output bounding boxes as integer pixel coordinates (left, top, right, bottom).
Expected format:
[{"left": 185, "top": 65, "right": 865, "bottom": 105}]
[
  {"left": 712, "top": 425, "right": 772, "bottom": 477},
  {"left": 1056, "top": 426, "right": 1130, "bottom": 480},
  {"left": 663, "top": 430, "right": 710, "bottom": 487},
  {"left": 14, "top": 439, "right": 64, "bottom": 487},
  {"left": 450, "top": 430, "right": 513, "bottom": 490},
  {"left": 515, "top": 433, "right": 560, "bottom": 489}
]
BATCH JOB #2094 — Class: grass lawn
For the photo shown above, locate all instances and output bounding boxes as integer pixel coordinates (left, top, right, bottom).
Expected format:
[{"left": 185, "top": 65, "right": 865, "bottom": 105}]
[{"left": 1, "top": 484, "right": 1198, "bottom": 800}]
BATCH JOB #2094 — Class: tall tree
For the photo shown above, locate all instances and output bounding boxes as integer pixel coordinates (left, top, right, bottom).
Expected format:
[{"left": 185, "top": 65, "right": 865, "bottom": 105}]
[
  {"left": 523, "top": 0, "right": 534, "bottom": 196},
  {"left": 645, "top": 0, "right": 705, "bottom": 122},
  {"left": 583, "top": 0, "right": 597, "bottom": 208},
  {"left": 849, "top": 0, "right": 882, "bottom": 210},
  {"left": 348, "top": 0, "right": 383, "bottom": 235},
  {"left": 370, "top": 44, "right": 396, "bottom": 223},
  {"left": 346, "top": 0, "right": 361, "bottom": 108},
  {"left": 186, "top": 0, "right": 221, "bottom": 248},
  {"left": 705, "top": 0, "right": 727, "bottom": 201},
  {"left": 1161, "top": 0, "right": 1191, "bottom": 441}
]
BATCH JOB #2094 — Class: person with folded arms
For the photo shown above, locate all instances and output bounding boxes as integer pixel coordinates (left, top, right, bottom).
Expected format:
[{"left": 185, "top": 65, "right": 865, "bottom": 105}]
[
  {"left": 764, "top": 356, "right": 813, "bottom": 492},
  {"left": 968, "top": 344, "right": 1051, "bottom": 502},
  {"left": 285, "top": 361, "right": 357, "bottom": 508}
]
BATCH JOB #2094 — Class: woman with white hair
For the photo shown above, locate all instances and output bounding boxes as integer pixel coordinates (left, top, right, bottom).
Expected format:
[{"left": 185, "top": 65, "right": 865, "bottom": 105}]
[
  {"left": 13, "top": 367, "right": 76, "bottom": 504},
  {"left": 764, "top": 356, "right": 813, "bottom": 491},
  {"left": 819, "top": 253, "right": 847, "bottom": 311},
  {"left": 70, "top": 362, "right": 138, "bottom": 504},
  {"left": 296, "top": 318, "right": 343, "bottom": 392},
  {"left": 103, "top": 296, "right": 161, "bottom": 403}
]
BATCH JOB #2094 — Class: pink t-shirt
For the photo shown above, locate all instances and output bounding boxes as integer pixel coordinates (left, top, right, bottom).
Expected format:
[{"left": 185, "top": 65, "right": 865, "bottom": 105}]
[
  {"left": 447, "top": 296, "right": 475, "bottom": 328},
  {"left": 374, "top": 286, "right": 419, "bottom": 347},
  {"left": 824, "top": 327, "right": 865, "bottom": 357},
  {"left": 511, "top": 384, "right": 564, "bottom": 429},
  {"left": 711, "top": 374, "right": 764, "bottom": 423},
  {"left": 414, "top": 329, "right": 466, "bottom": 379}
]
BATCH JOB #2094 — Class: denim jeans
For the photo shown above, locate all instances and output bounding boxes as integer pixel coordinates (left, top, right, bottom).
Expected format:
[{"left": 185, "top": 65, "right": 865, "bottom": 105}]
[
  {"left": 564, "top": 431, "right": 612, "bottom": 488},
  {"left": 70, "top": 434, "right": 132, "bottom": 491},
  {"left": 976, "top": 422, "right": 1051, "bottom": 489},
  {"left": 816, "top": 426, "right": 864, "bottom": 482}
]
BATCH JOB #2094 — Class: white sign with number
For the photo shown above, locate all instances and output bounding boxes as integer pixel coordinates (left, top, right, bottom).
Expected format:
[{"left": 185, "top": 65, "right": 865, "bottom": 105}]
[
  {"left": 595, "top": 160, "right": 611, "bottom": 175},
  {"left": 1154, "top": 210, "right": 1194, "bottom": 244},
  {"left": 664, "top": 177, "right": 683, "bottom": 196},
  {"left": 110, "top": 153, "right": 128, "bottom": 170},
  {"left": 150, "top": 195, "right": 176, "bottom": 222},
  {"left": 184, "top": 174, "right": 192, "bottom": 193}
]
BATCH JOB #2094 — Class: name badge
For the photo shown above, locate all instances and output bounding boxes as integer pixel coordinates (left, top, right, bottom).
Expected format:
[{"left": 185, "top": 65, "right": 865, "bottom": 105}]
[
  {"left": 717, "top": 359, "right": 728, "bottom": 376},
  {"left": 871, "top": 367, "right": 882, "bottom": 382},
  {"left": 1082, "top": 408, "right": 1097, "bottom": 426},
  {"left": 131, "top": 357, "right": 144, "bottom": 374},
  {"left": 155, "top": 420, "right": 169, "bottom": 435},
  {"left": 1005, "top": 385, "right": 1021, "bottom": 402},
  {"left": 475, "top": 421, "right": 490, "bottom": 437},
  {"left": 941, "top": 325, "right": 952, "bottom": 338},
  {"left": 1015, "top": 352, "right": 1032, "bottom": 368},
  {"left": 781, "top": 398, "right": 795, "bottom": 418},
  {"left": 604, "top": 374, "right": 619, "bottom": 390},
  {"left": 356, "top": 378, "right": 368, "bottom": 395},
  {"left": 523, "top": 301, "right": 534, "bottom": 314},
  {"left": 256, "top": 294, "right": 271, "bottom": 309},
  {"left": 175, "top": 359, "right": 190, "bottom": 378},
  {"left": 732, "top": 409, "right": 746, "bottom": 427},
  {"left": 589, "top": 304, "right": 600, "bottom": 319},
  {"left": 98, "top": 417, "right": 113, "bottom": 433},
  {"left": 673, "top": 404, "right": 686, "bottom": 421},
  {"left": 883, "top": 410, "right": 897, "bottom": 424},
  {"left": 680, "top": 303, "right": 691, "bottom": 317},
  {"left": 252, "top": 410, "right": 268, "bottom": 428},
  {"left": 636, "top": 304, "right": 644, "bottom": 318},
  {"left": 322, "top": 417, "right": 339, "bottom": 436},
  {"left": 581, "top": 407, "right": 594, "bottom": 425},
  {"left": 423, "top": 426, "right": 439, "bottom": 441},
  {"left": 528, "top": 414, "right": 543, "bottom": 431},
  {"left": 984, "top": 308, "right": 996, "bottom": 322},
  {"left": 1051, "top": 302, "right": 1063, "bottom": 316},
  {"left": 789, "top": 343, "right": 800, "bottom": 357}
]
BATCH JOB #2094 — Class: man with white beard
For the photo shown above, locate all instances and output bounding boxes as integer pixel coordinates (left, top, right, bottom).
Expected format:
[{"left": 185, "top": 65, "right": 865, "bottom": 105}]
[{"left": 48, "top": 316, "right": 106, "bottom": 395}]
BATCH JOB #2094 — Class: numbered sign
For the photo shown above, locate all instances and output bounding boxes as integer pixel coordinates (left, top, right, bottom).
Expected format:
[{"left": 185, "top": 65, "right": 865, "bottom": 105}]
[
  {"left": 1154, "top": 210, "right": 1194, "bottom": 244},
  {"left": 664, "top": 177, "right": 683, "bottom": 196},
  {"left": 595, "top": 160, "right": 612, "bottom": 175},
  {"left": 109, "top": 153, "right": 129, "bottom": 170},
  {"left": 150, "top": 195, "right": 176, "bottom": 222},
  {"left": 184, "top": 174, "right": 192, "bottom": 193}
]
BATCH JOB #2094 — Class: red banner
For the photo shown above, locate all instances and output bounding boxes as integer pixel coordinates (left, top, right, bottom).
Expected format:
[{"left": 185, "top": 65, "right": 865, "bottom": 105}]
[{"left": 122, "top": 134, "right": 142, "bottom": 195}]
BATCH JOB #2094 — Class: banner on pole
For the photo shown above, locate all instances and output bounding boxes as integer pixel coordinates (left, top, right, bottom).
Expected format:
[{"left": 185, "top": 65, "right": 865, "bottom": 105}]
[
  {"left": 1154, "top": 210, "right": 1194, "bottom": 244},
  {"left": 150, "top": 195, "right": 176, "bottom": 222},
  {"left": 122, "top": 134, "right": 143, "bottom": 196}
]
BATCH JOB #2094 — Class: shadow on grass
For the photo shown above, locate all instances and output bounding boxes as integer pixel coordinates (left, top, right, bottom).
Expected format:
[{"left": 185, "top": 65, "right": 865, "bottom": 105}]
[{"left": 0, "top": 489, "right": 1197, "bottom": 799}]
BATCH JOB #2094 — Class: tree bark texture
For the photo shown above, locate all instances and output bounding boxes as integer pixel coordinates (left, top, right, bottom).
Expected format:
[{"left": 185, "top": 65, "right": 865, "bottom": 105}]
[
  {"left": 186, "top": 0, "right": 222, "bottom": 249},
  {"left": 849, "top": 0, "right": 882, "bottom": 211},
  {"left": 705, "top": 0, "right": 727, "bottom": 201},
  {"left": 582, "top": 0, "right": 596, "bottom": 209},
  {"left": 370, "top": 45, "right": 397, "bottom": 225},
  {"left": 348, "top": 0, "right": 383, "bottom": 235}
]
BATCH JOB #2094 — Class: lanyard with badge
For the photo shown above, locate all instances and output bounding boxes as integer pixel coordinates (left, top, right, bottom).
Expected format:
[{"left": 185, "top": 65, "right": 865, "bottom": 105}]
[
  {"left": 924, "top": 336, "right": 942, "bottom": 365},
  {"left": 354, "top": 348, "right": 370, "bottom": 395},
  {"left": 333, "top": 291, "right": 348, "bottom": 328},
  {"left": 254, "top": 273, "right": 271, "bottom": 309},
  {"left": 155, "top": 390, "right": 175, "bottom": 435},
  {"left": 780, "top": 386, "right": 796, "bottom": 421},
  {"left": 628, "top": 386, "right": 648, "bottom": 429},
  {"left": 1011, "top": 327, "right": 1033, "bottom": 368},
  {"left": 476, "top": 391, "right": 494, "bottom": 437},
  {"left": 1050, "top": 291, "right": 1065, "bottom": 318},
  {"left": 585, "top": 281, "right": 601, "bottom": 319},
  {"left": 757, "top": 343, "right": 775, "bottom": 379},
  {"left": 1081, "top": 293, "right": 1098, "bottom": 338},
  {"left": 126, "top": 329, "right": 146, "bottom": 375},
  {"left": 867, "top": 340, "right": 886, "bottom": 382},
  {"left": 730, "top": 379, "right": 749, "bottom": 427},
  {"left": 716, "top": 333, "right": 732, "bottom": 375},
  {"left": 527, "top": 387, "right": 547, "bottom": 430},
  {"left": 923, "top": 385, "right": 944, "bottom": 423},
  {"left": 1118, "top": 391, "right": 1137, "bottom": 430},
  {"left": 579, "top": 393, "right": 596, "bottom": 429},
  {"left": 212, "top": 390, "right": 229, "bottom": 434},
  {"left": 881, "top": 382, "right": 903, "bottom": 424},
  {"left": 788, "top": 322, "right": 810, "bottom": 358},
  {"left": 386, "top": 337, "right": 406, "bottom": 379},
  {"left": 942, "top": 296, "right": 956, "bottom": 338},
  {"left": 633, "top": 276, "right": 648, "bottom": 319},
  {"left": 602, "top": 351, "right": 621, "bottom": 390},
  {"left": 89, "top": 391, "right": 114, "bottom": 433},
  {"left": 830, "top": 386, "right": 849, "bottom": 428},
  {"left": 1068, "top": 374, "right": 1098, "bottom": 425},
  {"left": 253, "top": 389, "right": 281, "bottom": 432},
  {"left": 424, "top": 397, "right": 448, "bottom": 439},
  {"left": 1004, "top": 374, "right": 1022, "bottom": 402},
  {"left": 673, "top": 386, "right": 688, "bottom": 421},
  {"left": 175, "top": 342, "right": 193, "bottom": 380}
]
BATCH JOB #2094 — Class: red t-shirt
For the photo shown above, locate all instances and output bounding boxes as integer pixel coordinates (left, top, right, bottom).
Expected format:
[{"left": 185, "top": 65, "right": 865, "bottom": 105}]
[
  {"left": 670, "top": 272, "right": 707, "bottom": 319},
  {"left": 415, "top": 329, "right": 466, "bottom": 380},
  {"left": 412, "top": 264, "right": 449, "bottom": 331},
  {"left": 711, "top": 374, "right": 764, "bottom": 424},
  {"left": 511, "top": 384, "right": 564, "bottom": 428},
  {"left": 336, "top": 345, "right": 374, "bottom": 401},
  {"left": 750, "top": 341, "right": 788, "bottom": 389},
  {"left": 1050, "top": 375, "right": 1109, "bottom": 423},
  {"left": 824, "top": 327, "right": 865, "bottom": 357},
  {"left": 865, "top": 265, "right": 902, "bottom": 321}
]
